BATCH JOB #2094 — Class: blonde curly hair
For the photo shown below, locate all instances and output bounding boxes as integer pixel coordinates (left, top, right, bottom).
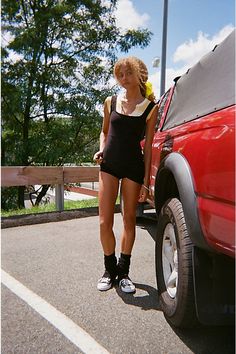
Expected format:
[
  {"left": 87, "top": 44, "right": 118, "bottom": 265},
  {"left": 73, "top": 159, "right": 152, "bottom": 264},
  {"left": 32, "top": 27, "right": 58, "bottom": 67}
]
[{"left": 113, "top": 56, "right": 155, "bottom": 102}]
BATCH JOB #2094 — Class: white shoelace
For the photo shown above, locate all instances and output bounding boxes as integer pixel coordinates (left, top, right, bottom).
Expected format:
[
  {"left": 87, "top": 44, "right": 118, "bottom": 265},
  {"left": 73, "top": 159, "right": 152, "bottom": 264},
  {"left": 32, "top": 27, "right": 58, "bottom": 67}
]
[{"left": 120, "top": 278, "right": 132, "bottom": 287}]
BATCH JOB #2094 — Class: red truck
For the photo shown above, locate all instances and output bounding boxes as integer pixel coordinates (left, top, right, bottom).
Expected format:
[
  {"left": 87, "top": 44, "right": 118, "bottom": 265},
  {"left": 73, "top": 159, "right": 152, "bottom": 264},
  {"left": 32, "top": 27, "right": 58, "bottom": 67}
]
[{"left": 145, "top": 29, "right": 235, "bottom": 328}]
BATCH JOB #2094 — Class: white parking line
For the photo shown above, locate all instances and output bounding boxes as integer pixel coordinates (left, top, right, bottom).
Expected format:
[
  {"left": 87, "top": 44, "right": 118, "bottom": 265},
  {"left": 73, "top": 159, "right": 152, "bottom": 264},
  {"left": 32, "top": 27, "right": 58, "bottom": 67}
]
[{"left": 1, "top": 270, "right": 110, "bottom": 354}]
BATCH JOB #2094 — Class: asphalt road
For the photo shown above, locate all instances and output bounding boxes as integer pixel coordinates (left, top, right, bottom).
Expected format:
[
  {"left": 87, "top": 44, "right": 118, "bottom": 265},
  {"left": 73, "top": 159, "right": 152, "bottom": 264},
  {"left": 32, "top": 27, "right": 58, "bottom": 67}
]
[{"left": 1, "top": 213, "right": 235, "bottom": 354}]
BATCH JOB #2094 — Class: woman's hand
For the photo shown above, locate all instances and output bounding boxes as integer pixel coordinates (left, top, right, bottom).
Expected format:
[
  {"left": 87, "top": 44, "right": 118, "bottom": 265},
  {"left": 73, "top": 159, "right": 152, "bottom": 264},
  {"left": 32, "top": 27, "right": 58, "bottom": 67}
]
[
  {"left": 93, "top": 151, "right": 103, "bottom": 164},
  {"left": 138, "top": 184, "right": 149, "bottom": 203}
]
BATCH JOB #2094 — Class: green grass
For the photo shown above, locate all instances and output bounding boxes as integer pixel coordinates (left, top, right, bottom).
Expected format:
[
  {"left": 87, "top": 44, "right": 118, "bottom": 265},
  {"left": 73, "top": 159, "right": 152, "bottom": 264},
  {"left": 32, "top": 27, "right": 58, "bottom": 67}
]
[
  {"left": 1, "top": 196, "right": 120, "bottom": 218},
  {"left": 1, "top": 198, "right": 100, "bottom": 218}
]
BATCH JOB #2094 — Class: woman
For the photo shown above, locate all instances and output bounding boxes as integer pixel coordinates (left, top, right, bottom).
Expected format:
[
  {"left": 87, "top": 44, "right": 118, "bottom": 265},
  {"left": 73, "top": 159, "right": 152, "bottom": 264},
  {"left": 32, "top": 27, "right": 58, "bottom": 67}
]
[{"left": 93, "top": 56, "right": 158, "bottom": 293}]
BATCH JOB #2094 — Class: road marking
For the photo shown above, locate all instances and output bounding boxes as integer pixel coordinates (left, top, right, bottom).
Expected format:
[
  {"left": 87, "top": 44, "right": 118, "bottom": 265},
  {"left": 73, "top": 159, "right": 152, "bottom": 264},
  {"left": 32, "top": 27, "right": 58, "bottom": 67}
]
[{"left": 1, "top": 270, "right": 110, "bottom": 354}]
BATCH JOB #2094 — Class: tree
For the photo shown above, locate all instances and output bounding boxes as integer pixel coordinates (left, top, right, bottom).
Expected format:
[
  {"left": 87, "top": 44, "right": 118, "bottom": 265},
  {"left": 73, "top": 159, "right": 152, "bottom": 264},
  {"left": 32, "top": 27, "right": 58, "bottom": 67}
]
[{"left": 1, "top": 0, "right": 152, "bottom": 209}]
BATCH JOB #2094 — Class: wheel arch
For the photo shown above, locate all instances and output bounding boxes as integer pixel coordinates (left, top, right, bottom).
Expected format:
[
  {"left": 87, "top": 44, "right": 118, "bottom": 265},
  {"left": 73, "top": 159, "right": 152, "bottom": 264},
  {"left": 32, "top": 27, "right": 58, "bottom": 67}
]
[{"left": 154, "top": 152, "right": 211, "bottom": 251}]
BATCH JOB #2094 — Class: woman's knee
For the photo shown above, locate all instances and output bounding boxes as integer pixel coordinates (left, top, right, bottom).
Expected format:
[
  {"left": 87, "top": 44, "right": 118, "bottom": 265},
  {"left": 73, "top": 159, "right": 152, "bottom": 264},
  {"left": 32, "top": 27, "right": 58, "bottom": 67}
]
[
  {"left": 99, "top": 217, "right": 114, "bottom": 233},
  {"left": 122, "top": 213, "right": 136, "bottom": 231}
]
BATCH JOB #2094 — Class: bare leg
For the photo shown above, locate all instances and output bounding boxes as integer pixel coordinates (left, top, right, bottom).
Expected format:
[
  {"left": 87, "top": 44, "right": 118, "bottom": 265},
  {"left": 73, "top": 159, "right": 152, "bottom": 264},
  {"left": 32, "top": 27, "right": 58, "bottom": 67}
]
[
  {"left": 99, "top": 171, "right": 119, "bottom": 256},
  {"left": 120, "top": 178, "right": 141, "bottom": 255}
]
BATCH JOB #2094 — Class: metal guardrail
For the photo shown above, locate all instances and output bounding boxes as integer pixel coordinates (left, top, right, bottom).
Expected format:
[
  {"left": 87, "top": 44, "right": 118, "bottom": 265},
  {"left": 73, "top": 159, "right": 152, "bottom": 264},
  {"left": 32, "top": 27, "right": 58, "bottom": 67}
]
[{"left": 1, "top": 166, "right": 100, "bottom": 211}]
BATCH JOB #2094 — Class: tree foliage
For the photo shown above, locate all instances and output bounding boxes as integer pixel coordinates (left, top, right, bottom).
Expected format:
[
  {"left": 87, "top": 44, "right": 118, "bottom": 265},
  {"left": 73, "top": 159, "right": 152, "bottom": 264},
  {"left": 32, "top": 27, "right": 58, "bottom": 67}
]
[{"left": 1, "top": 0, "right": 152, "bottom": 208}]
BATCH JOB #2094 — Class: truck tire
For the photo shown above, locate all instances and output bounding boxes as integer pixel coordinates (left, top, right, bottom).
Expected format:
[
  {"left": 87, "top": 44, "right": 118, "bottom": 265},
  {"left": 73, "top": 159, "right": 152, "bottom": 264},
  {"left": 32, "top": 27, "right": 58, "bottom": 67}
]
[{"left": 156, "top": 198, "right": 198, "bottom": 328}]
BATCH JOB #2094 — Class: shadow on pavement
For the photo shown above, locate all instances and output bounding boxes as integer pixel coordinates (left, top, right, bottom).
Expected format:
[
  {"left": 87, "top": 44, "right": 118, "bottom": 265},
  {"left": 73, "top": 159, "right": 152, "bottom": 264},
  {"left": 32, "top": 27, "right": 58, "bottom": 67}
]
[
  {"left": 136, "top": 212, "right": 157, "bottom": 242},
  {"left": 112, "top": 213, "right": 160, "bottom": 311},
  {"left": 115, "top": 283, "right": 160, "bottom": 311},
  {"left": 171, "top": 323, "right": 235, "bottom": 354},
  {"left": 136, "top": 213, "right": 235, "bottom": 353}
]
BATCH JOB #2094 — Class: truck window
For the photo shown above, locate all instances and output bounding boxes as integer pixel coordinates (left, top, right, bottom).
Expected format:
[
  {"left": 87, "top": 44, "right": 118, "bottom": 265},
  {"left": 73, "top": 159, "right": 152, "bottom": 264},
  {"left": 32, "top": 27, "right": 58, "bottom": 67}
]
[{"left": 155, "top": 89, "right": 170, "bottom": 131}]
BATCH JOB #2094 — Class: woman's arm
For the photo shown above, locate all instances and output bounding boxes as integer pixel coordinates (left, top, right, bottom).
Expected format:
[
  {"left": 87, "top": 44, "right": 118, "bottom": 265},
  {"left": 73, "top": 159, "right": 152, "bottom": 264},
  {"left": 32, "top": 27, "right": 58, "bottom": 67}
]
[
  {"left": 143, "top": 104, "right": 158, "bottom": 186},
  {"left": 138, "top": 104, "right": 159, "bottom": 202},
  {"left": 93, "top": 97, "right": 111, "bottom": 163},
  {"left": 99, "top": 97, "right": 111, "bottom": 151}
]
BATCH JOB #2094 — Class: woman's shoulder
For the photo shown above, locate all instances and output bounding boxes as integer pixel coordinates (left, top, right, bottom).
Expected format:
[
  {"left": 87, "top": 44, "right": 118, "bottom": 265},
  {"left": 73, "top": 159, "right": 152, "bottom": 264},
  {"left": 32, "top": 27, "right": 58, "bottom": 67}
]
[
  {"left": 104, "top": 96, "right": 118, "bottom": 114},
  {"left": 104, "top": 95, "right": 118, "bottom": 104},
  {"left": 146, "top": 100, "right": 159, "bottom": 122},
  {"left": 104, "top": 96, "right": 112, "bottom": 112},
  {"left": 104, "top": 96, "right": 112, "bottom": 104},
  {"left": 146, "top": 97, "right": 158, "bottom": 106},
  {"left": 146, "top": 99, "right": 159, "bottom": 112}
]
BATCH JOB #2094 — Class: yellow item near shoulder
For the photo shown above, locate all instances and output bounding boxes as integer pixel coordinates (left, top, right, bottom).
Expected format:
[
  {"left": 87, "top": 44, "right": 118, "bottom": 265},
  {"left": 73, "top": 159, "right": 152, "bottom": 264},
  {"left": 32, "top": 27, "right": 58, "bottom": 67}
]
[{"left": 145, "top": 81, "right": 153, "bottom": 98}]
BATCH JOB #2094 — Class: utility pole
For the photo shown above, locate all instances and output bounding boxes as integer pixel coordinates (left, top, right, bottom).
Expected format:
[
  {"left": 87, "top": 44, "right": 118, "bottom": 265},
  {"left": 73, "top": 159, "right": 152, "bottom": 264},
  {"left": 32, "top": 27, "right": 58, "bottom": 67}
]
[{"left": 160, "top": 0, "right": 168, "bottom": 96}]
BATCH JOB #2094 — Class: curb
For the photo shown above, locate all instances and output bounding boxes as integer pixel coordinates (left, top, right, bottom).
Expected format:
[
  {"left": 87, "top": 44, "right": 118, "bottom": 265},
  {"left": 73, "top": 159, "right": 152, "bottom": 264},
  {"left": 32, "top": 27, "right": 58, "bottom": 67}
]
[{"left": 1, "top": 205, "right": 121, "bottom": 229}]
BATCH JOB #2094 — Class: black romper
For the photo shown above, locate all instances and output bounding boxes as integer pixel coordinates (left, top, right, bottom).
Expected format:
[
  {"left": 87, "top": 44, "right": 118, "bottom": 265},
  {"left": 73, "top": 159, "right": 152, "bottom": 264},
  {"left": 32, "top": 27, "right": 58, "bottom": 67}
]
[{"left": 100, "top": 95, "right": 156, "bottom": 184}]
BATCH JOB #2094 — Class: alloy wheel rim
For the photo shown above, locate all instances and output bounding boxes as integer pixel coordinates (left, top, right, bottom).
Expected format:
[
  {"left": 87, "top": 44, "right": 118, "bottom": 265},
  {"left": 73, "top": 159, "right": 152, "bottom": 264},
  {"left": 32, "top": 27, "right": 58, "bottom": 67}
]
[{"left": 162, "top": 223, "right": 178, "bottom": 298}]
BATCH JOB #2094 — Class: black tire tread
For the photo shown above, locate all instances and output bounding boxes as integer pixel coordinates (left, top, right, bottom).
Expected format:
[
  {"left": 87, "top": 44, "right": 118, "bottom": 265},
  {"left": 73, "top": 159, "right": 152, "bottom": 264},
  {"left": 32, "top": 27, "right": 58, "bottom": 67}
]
[{"left": 156, "top": 197, "right": 198, "bottom": 328}]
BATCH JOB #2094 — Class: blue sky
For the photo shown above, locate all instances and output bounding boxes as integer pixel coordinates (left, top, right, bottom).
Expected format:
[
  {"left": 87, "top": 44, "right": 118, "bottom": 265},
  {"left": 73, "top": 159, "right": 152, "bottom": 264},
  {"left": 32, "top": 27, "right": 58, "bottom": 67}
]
[
  {"left": 2, "top": 0, "right": 234, "bottom": 98},
  {"left": 114, "top": 0, "right": 235, "bottom": 96}
]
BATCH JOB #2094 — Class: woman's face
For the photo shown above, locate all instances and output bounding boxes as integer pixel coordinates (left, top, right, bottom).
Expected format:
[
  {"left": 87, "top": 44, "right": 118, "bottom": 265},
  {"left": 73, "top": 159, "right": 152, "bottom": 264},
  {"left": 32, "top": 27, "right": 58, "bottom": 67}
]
[{"left": 116, "top": 64, "right": 140, "bottom": 90}]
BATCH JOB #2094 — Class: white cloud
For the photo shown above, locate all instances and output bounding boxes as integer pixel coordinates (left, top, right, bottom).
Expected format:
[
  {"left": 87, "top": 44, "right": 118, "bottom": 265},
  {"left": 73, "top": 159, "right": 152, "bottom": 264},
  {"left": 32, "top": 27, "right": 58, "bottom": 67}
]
[
  {"left": 1, "top": 31, "right": 24, "bottom": 63},
  {"left": 1, "top": 31, "right": 14, "bottom": 48},
  {"left": 149, "top": 65, "right": 191, "bottom": 100},
  {"left": 150, "top": 25, "right": 235, "bottom": 98},
  {"left": 115, "top": 0, "right": 150, "bottom": 31},
  {"left": 173, "top": 24, "right": 234, "bottom": 66},
  {"left": 8, "top": 51, "right": 24, "bottom": 63}
]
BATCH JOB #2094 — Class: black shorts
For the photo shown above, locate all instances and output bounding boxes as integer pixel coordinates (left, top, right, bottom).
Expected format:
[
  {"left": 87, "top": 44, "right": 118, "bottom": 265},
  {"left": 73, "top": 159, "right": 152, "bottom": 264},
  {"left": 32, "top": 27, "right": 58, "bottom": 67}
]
[{"left": 100, "top": 161, "right": 144, "bottom": 185}]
